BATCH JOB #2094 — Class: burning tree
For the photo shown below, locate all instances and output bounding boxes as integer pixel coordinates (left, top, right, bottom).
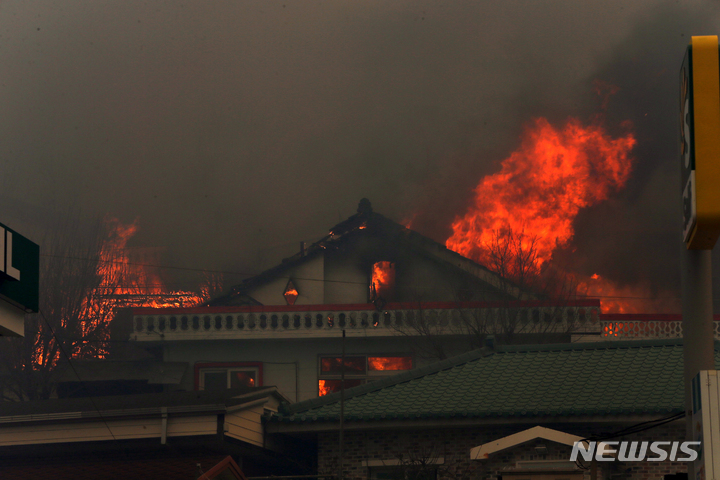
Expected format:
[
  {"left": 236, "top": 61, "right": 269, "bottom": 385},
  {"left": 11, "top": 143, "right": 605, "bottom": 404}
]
[
  {"left": 0, "top": 217, "right": 219, "bottom": 401},
  {"left": 394, "top": 227, "right": 582, "bottom": 361},
  {"left": 446, "top": 112, "right": 641, "bottom": 313},
  {"left": 0, "top": 218, "right": 109, "bottom": 401}
]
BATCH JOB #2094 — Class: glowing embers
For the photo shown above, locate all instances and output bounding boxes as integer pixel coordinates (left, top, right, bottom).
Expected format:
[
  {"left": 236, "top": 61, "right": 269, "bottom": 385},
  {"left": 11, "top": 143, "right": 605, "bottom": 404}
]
[
  {"left": 318, "top": 379, "right": 365, "bottom": 396},
  {"left": 368, "top": 356, "right": 413, "bottom": 371},
  {"left": 370, "top": 261, "right": 395, "bottom": 302},
  {"left": 233, "top": 371, "right": 256, "bottom": 387},
  {"left": 284, "top": 279, "right": 299, "bottom": 305}
]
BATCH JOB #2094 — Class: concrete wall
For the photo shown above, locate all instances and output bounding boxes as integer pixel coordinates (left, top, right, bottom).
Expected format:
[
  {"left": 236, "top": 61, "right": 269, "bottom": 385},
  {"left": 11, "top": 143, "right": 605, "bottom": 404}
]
[{"left": 317, "top": 423, "right": 688, "bottom": 480}]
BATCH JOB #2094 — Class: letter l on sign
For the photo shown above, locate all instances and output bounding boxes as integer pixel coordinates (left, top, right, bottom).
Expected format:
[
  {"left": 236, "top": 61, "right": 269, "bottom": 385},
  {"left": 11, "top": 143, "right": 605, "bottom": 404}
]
[{"left": 0, "top": 227, "right": 21, "bottom": 281}]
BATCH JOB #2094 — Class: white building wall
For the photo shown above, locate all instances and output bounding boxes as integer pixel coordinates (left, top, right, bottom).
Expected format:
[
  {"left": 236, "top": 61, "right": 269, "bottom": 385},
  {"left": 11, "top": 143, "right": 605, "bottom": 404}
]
[
  {"left": 163, "top": 335, "right": 456, "bottom": 402},
  {"left": 323, "top": 249, "right": 368, "bottom": 304},
  {"left": 247, "top": 254, "right": 325, "bottom": 306}
]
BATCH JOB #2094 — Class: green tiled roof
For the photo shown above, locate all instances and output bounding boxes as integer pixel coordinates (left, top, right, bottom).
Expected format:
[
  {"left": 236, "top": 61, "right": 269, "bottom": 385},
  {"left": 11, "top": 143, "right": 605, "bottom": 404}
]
[{"left": 272, "top": 339, "right": 720, "bottom": 424}]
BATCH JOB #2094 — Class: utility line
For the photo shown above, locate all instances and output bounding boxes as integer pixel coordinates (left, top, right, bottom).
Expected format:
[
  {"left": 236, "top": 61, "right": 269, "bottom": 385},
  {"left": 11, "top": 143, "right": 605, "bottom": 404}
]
[
  {"left": 574, "top": 411, "right": 686, "bottom": 470},
  {"left": 40, "top": 253, "right": 686, "bottom": 301}
]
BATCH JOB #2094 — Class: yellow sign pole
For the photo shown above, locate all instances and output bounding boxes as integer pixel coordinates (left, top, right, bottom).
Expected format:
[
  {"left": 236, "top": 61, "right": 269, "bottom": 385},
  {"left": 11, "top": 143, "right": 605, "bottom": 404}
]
[{"left": 681, "top": 36, "right": 720, "bottom": 480}]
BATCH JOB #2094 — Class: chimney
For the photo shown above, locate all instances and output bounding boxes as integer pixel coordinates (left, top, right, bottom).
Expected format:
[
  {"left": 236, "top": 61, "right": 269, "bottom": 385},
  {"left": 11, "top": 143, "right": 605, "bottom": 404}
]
[
  {"left": 357, "top": 198, "right": 372, "bottom": 215},
  {"left": 300, "top": 241, "right": 306, "bottom": 257}
]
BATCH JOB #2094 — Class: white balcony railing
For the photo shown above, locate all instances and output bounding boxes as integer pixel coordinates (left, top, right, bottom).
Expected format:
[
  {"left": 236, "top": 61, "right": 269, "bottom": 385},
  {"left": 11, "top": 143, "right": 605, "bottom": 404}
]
[
  {"left": 599, "top": 319, "right": 720, "bottom": 339},
  {"left": 128, "top": 302, "right": 603, "bottom": 341}
]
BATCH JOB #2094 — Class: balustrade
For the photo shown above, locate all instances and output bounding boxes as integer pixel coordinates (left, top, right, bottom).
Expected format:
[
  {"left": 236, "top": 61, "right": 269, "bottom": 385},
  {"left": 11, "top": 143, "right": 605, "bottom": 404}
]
[{"left": 130, "top": 305, "right": 603, "bottom": 340}]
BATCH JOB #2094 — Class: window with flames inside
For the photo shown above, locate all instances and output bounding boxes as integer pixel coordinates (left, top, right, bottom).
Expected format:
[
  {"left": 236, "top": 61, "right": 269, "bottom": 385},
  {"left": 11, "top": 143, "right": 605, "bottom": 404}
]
[
  {"left": 318, "top": 355, "right": 413, "bottom": 396},
  {"left": 198, "top": 365, "right": 260, "bottom": 391},
  {"left": 370, "top": 261, "right": 395, "bottom": 303}
]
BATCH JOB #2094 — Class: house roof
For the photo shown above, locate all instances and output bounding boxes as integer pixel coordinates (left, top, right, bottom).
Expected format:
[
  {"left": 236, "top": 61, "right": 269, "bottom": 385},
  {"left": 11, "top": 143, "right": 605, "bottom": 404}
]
[
  {"left": 0, "top": 387, "right": 279, "bottom": 422},
  {"left": 208, "top": 199, "right": 528, "bottom": 306},
  {"left": 54, "top": 359, "right": 188, "bottom": 385},
  {"left": 270, "top": 339, "right": 717, "bottom": 425},
  {"left": 198, "top": 456, "right": 247, "bottom": 480}
]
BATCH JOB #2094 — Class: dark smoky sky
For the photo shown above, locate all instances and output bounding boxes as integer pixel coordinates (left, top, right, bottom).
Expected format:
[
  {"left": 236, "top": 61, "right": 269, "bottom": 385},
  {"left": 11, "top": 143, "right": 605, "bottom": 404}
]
[{"left": 1, "top": 0, "right": 719, "bottom": 306}]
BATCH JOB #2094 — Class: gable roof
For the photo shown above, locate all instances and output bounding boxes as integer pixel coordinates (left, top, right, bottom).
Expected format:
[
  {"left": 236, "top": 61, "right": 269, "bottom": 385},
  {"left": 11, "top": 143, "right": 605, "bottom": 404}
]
[
  {"left": 198, "top": 456, "right": 247, "bottom": 480},
  {"left": 269, "top": 339, "right": 718, "bottom": 425},
  {"left": 470, "top": 426, "right": 584, "bottom": 459},
  {"left": 209, "top": 199, "right": 528, "bottom": 306}
]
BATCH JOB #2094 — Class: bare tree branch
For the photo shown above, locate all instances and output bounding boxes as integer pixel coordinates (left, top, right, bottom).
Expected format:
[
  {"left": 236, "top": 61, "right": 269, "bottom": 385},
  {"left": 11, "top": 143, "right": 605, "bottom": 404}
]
[{"left": 394, "top": 227, "right": 581, "bottom": 360}]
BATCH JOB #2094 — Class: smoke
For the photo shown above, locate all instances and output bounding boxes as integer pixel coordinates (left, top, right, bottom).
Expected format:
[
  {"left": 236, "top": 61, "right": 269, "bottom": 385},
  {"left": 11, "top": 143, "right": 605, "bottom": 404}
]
[
  {"left": 0, "top": 0, "right": 718, "bottom": 303},
  {"left": 562, "top": 3, "right": 720, "bottom": 300}
]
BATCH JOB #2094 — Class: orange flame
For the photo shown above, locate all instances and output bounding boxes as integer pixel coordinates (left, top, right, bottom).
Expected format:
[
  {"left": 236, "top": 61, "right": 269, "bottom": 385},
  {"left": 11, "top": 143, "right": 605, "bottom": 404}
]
[
  {"left": 577, "top": 273, "right": 679, "bottom": 314},
  {"left": 368, "top": 357, "right": 412, "bottom": 371},
  {"left": 446, "top": 117, "right": 635, "bottom": 268},
  {"left": 91, "top": 218, "right": 208, "bottom": 310},
  {"left": 318, "top": 379, "right": 331, "bottom": 397},
  {"left": 445, "top": 114, "right": 642, "bottom": 312},
  {"left": 69, "top": 219, "right": 218, "bottom": 360},
  {"left": 371, "top": 261, "right": 395, "bottom": 300}
]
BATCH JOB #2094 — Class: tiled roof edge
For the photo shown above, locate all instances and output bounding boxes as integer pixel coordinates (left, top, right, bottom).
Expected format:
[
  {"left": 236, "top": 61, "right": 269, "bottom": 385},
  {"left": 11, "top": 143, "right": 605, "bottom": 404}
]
[
  {"left": 277, "top": 406, "right": 686, "bottom": 424},
  {"left": 493, "top": 338, "right": 688, "bottom": 354}
]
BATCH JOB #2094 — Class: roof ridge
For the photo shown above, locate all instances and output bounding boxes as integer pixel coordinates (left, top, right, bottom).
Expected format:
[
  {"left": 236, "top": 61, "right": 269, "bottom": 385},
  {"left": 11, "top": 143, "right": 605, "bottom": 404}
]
[
  {"left": 494, "top": 338, "right": 688, "bottom": 353},
  {"left": 212, "top": 205, "right": 529, "bottom": 305}
]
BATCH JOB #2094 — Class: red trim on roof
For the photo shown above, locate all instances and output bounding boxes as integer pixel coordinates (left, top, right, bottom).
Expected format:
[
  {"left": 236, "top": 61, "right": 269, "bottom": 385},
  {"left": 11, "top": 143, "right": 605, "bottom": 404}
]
[
  {"left": 131, "top": 299, "right": 601, "bottom": 315},
  {"left": 601, "top": 313, "right": 720, "bottom": 321},
  {"left": 198, "top": 456, "right": 247, "bottom": 480}
]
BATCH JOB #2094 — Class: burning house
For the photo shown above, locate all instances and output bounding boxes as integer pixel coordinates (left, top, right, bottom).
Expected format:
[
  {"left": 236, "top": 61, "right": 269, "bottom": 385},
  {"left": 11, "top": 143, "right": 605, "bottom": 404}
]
[
  {"left": 0, "top": 200, "right": 710, "bottom": 479},
  {"left": 0, "top": 199, "right": 609, "bottom": 479},
  {"left": 2, "top": 187, "right": 708, "bottom": 480},
  {"left": 117, "top": 199, "right": 604, "bottom": 403}
]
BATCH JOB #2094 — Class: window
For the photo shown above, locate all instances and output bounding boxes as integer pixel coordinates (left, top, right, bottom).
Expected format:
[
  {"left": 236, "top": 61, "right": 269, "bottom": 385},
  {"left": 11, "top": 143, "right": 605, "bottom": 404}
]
[
  {"left": 318, "top": 355, "right": 412, "bottom": 396},
  {"left": 370, "top": 261, "right": 396, "bottom": 302},
  {"left": 195, "top": 362, "right": 262, "bottom": 391},
  {"left": 284, "top": 279, "right": 299, "bottom": 305}
]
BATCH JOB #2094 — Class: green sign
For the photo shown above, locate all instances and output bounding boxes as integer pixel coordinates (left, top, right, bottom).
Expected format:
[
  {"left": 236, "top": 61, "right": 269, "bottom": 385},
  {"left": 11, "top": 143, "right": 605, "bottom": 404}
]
[{"left": 0, "top": 222, "right": 39, "bottom": 312}]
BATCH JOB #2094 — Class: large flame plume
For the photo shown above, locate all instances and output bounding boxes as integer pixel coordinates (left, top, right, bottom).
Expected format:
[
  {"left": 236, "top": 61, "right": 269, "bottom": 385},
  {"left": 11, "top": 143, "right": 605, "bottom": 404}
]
[
  {"left": 444, "top": 113, "right": 652, "bottom": 313},
  {"left": 446, "top": 117, "right": 635, "bottom": 267}
]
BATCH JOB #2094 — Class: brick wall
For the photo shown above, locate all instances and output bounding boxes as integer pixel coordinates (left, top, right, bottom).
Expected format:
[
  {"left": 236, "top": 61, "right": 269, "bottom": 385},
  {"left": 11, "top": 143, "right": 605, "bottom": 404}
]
[{"left": 317, "top": 422, "right": 688, "bottom": 480}]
